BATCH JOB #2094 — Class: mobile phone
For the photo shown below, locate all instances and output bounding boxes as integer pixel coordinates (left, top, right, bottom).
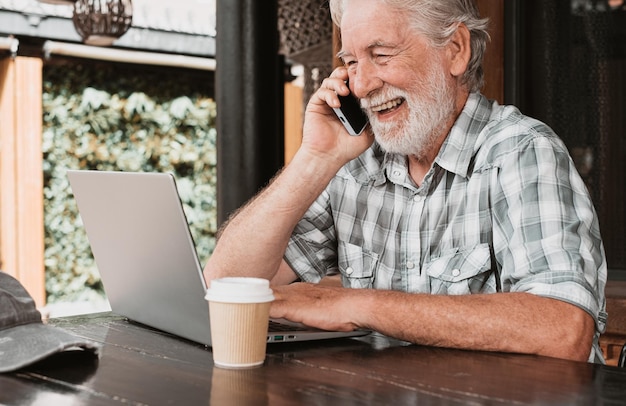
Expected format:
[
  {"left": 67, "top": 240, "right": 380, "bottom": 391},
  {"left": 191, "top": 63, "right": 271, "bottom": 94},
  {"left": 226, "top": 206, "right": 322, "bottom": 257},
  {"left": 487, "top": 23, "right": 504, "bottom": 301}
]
[{"left": 332, "top": 83, "right": 368, "bottom": 136}]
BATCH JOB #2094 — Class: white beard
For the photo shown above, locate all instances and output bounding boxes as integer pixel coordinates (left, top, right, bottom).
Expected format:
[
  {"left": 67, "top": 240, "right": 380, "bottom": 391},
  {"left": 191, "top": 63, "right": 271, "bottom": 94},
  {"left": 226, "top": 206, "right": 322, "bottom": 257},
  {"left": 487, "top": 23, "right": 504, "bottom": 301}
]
[{"left": 362, "top": 64, "right": 457, "bottom": 160}]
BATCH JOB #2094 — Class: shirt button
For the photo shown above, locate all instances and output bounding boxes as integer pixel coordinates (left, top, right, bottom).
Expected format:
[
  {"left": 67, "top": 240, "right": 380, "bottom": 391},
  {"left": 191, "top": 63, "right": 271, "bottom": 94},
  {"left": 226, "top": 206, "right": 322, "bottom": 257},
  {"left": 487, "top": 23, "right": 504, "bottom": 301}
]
[
  {"left": 406, "top": 261, "right": 415, "bottom": 269},
  {"left": 413, "top": 195, "right": 422, "bottom": 202},
  {"left": 392, "top": 170, "right": 402, "bottom": 177},
  {"left": 346, "top": 267, "right": 354, "bottom": 275},
  {"left": 451, "top": 269, "right": 461, "bottom": 277}
]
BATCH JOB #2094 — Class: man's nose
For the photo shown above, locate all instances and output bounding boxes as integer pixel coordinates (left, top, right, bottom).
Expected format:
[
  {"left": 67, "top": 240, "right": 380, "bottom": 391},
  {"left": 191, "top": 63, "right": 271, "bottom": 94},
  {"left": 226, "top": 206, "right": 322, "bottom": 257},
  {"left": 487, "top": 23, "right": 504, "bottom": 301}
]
[{"left": 351, "top": 61, "right": 382, "bottom": 99}]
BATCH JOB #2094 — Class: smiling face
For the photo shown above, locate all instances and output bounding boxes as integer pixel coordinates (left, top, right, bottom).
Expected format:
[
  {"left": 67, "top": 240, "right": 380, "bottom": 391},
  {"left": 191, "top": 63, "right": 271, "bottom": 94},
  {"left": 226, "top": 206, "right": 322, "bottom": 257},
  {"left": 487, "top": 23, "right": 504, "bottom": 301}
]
[{"left": 338, "top": 0, "right": 469, "bottom": 160}]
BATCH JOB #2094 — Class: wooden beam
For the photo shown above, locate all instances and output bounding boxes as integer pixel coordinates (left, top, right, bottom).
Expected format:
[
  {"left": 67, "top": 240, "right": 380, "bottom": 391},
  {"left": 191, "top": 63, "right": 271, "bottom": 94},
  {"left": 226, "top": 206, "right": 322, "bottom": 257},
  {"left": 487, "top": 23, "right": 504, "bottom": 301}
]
[{"left": 0, "top": 56, "right": 45, "bottom": 308}]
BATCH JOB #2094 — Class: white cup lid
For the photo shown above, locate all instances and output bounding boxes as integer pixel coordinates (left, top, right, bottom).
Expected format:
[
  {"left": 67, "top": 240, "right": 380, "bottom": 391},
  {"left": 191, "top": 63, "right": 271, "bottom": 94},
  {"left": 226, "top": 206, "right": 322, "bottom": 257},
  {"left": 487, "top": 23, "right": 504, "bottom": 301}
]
[{"left": 205, "top": 277, "right": 274, "bottom": 304}]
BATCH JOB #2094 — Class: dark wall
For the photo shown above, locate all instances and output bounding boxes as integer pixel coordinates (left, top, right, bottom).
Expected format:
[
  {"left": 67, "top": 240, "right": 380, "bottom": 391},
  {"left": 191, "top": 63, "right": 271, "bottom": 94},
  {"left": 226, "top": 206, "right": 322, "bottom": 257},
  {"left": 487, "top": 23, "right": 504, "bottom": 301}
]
[{"left": 509, "top": 1, "right": 626, "bottom": 275}]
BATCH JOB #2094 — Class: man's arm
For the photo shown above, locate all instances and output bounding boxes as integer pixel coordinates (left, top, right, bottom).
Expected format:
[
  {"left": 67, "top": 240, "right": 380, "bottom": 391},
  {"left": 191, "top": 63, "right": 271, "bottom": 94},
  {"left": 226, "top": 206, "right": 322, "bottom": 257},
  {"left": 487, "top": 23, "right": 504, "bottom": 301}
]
[
  {"left": 270, "top": 283, "right": 596, "bottom": 362},
  {"left": 203, "top": 68, "right": 374, "bottom": 283},
  {"left": 203, "top": 155, "right": 333, "bottom": 282}
]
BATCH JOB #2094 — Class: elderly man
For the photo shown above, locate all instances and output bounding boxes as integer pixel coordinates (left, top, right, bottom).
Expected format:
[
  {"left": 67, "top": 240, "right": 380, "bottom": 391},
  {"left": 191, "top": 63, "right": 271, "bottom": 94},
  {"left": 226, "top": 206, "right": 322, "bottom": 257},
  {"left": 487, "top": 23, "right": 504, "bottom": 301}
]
[{"left": 205, "top": 0, "right": 607, "bottom": 362}]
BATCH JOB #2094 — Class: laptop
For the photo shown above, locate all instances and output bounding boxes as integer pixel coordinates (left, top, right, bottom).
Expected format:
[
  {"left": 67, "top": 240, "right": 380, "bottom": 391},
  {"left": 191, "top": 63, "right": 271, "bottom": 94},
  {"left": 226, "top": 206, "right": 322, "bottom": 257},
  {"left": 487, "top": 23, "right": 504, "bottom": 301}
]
[{"left": 67, "top": 170, "right": 369, "bottom": 346}]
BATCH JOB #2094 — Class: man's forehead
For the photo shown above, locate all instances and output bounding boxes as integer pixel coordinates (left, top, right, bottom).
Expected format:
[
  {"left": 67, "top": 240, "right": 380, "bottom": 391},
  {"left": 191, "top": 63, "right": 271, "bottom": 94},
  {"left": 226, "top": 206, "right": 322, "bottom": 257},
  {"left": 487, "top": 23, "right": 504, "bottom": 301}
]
[
  {"left": 340, "top": 0, "right": 405, "bottom": 31},
  {"left": 340, "top": 3, "right": 415, "bottom": 44}
]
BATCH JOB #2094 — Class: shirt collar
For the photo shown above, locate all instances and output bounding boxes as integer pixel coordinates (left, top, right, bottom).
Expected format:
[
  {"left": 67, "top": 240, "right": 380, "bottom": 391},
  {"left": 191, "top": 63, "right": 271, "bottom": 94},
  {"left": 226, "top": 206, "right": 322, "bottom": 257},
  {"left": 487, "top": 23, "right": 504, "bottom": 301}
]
[{"left": 434, "top": 92, "right": 493, "bottom": 179}]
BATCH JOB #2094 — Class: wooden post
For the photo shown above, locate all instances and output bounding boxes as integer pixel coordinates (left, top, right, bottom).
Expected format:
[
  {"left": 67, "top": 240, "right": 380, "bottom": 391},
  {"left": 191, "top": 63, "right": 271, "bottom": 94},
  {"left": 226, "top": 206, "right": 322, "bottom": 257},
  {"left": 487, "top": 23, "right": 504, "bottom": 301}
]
[
  {"left": 0, "top": 56, "right": 45, "bottom": 308},
  {"left": 476, "top": 0, "right": 504, "bottom": 103},
  {"left": 284, "top": 82, "right": 303, "bottom": 164},
  {"left": 215, "top": 0, "right": 284, "bottom": 226}
]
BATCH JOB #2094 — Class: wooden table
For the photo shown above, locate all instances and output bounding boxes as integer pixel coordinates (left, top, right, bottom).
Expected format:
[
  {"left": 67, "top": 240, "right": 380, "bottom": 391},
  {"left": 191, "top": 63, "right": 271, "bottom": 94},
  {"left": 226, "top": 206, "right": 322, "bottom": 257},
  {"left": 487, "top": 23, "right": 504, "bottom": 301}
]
[{"left": 1, "top": 312, "right": 625, "bottom": 405}]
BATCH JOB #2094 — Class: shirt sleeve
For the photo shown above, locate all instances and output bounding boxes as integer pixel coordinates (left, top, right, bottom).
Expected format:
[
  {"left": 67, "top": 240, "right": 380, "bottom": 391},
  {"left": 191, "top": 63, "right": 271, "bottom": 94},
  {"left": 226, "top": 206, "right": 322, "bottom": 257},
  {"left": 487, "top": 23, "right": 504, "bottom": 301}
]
[
  {"left": 490, "top": 130, "right": 607, "bottom": 333},
  {"left": 284, "top": 188, "right": 339, "bottom": 283}
]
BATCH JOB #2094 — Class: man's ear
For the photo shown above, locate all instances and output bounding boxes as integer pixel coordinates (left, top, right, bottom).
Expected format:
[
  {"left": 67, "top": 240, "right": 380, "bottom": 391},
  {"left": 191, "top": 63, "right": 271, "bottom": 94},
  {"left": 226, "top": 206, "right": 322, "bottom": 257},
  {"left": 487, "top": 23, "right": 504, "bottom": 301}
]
[{"left": 447, "top": 23, "right": 471, "bottom": 78}]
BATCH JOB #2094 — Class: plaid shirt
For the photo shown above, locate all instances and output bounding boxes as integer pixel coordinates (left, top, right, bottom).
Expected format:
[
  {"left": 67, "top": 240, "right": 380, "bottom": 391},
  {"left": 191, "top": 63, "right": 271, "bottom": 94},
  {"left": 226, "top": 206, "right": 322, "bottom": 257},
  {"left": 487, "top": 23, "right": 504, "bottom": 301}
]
[{"left": 284, "top": 93, "right": 607, "bottom": 361}]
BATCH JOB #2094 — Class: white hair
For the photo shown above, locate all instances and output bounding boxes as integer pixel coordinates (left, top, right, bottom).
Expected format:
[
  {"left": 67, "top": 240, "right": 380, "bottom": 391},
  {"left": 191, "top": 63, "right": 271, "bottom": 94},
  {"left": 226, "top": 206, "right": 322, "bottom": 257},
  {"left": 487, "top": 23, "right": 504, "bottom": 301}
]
[{"left": 329, "top": 0, "right": 490, "bottom": 92}]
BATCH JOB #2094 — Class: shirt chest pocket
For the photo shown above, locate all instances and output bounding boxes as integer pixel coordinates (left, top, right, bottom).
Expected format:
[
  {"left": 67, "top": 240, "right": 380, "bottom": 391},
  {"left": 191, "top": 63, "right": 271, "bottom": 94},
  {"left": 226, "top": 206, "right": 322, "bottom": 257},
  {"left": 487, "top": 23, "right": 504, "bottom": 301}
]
[
  {"left": 337, "top": 242, "right": 379, "bottom": 289},
  {"left": 424, "top": 244, "right": 496, "bottom": 295}
]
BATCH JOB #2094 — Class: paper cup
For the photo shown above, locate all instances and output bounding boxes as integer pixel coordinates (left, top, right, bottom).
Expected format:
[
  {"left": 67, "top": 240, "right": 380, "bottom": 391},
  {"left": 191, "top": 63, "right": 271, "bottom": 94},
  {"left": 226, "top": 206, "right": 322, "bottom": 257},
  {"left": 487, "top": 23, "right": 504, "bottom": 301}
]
[{"left": 205, "top": 277, "right": 274, "bottom": 369}]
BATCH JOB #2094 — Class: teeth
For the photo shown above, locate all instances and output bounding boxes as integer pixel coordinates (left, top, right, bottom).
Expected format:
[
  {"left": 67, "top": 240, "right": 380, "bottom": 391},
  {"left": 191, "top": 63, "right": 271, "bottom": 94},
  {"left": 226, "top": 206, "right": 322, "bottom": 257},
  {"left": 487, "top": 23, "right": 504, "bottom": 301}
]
[{"left": 371, "top": 98, "right": 403, "bottom": 112}]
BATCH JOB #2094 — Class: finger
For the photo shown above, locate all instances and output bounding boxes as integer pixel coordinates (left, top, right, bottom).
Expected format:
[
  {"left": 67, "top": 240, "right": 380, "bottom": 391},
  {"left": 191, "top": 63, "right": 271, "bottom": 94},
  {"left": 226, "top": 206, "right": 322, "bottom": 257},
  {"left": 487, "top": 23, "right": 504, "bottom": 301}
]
[
  {"left": 308, "top": 86, "right": 341, "bottom": 110},
  {"left": 319, "top": 77, "right": 350, "bottom": 96},
  {"left": 328, "top": 66, "right": 348, "bottom": 79}
]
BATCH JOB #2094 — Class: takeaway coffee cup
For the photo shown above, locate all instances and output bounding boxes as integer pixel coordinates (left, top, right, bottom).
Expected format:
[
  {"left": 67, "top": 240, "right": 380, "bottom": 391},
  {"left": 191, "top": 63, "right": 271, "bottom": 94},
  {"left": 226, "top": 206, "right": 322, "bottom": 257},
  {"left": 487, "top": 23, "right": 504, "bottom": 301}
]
[{"left": 205, "top": 277, "right": 274, "bottom": 369}]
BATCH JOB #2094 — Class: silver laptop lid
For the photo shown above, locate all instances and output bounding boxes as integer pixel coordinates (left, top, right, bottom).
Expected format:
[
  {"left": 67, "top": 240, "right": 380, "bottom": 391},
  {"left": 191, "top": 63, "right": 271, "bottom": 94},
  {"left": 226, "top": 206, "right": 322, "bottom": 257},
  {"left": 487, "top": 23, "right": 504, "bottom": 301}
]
[
  {"left": 68, "top": 170, "right": 370, "bottom": 346},
  {"left": 67, "top": 170, "right": 213, "bottom": 345}
]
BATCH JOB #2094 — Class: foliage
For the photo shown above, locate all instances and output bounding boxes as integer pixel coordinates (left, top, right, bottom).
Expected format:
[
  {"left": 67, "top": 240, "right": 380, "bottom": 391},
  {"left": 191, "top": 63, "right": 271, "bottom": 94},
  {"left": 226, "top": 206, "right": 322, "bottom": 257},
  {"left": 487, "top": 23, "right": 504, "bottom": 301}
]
[{"left": 42, "top": 61, "right": 217, "bottom": 305}]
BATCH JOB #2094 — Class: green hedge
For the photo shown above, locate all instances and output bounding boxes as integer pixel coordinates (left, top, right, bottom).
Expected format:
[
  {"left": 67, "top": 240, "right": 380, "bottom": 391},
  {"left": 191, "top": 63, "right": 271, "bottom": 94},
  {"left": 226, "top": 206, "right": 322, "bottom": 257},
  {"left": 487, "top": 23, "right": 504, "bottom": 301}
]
[{"left": 42, "top": 61, "right": 217, "bottom": 305}]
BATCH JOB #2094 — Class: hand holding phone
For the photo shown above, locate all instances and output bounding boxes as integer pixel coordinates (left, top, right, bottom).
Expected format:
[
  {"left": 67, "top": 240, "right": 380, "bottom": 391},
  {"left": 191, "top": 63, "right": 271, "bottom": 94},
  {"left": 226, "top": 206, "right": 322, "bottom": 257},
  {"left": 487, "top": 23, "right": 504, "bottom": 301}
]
[{"left": 332, "top": 82, "right": 369, "bottom": 136}]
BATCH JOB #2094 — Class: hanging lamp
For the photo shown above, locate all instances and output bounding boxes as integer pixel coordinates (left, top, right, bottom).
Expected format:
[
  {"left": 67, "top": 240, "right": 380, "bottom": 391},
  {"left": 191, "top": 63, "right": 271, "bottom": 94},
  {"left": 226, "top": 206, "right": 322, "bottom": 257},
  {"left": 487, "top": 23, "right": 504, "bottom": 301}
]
[{"left": 72, "top": 0, "right": 133, "bottom": 46}]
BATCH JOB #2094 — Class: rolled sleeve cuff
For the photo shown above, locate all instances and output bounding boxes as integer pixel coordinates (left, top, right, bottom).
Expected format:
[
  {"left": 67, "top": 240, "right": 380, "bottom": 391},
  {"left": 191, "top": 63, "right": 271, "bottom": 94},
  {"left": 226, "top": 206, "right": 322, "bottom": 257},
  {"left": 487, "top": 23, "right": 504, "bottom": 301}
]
[
  {"left": 511, "top": 272, "right": 607, "bottom": 334},
  {"left": 284, "top": 236, "right": 329, "bottom": 283}
]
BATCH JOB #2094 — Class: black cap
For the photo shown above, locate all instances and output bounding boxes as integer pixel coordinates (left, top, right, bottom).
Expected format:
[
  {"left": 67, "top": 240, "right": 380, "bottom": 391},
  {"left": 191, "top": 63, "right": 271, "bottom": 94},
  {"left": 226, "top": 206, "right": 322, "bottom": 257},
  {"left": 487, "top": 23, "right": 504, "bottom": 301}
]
[{"left": 0, "top": 271, "right": 100, "bottom": 373}]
